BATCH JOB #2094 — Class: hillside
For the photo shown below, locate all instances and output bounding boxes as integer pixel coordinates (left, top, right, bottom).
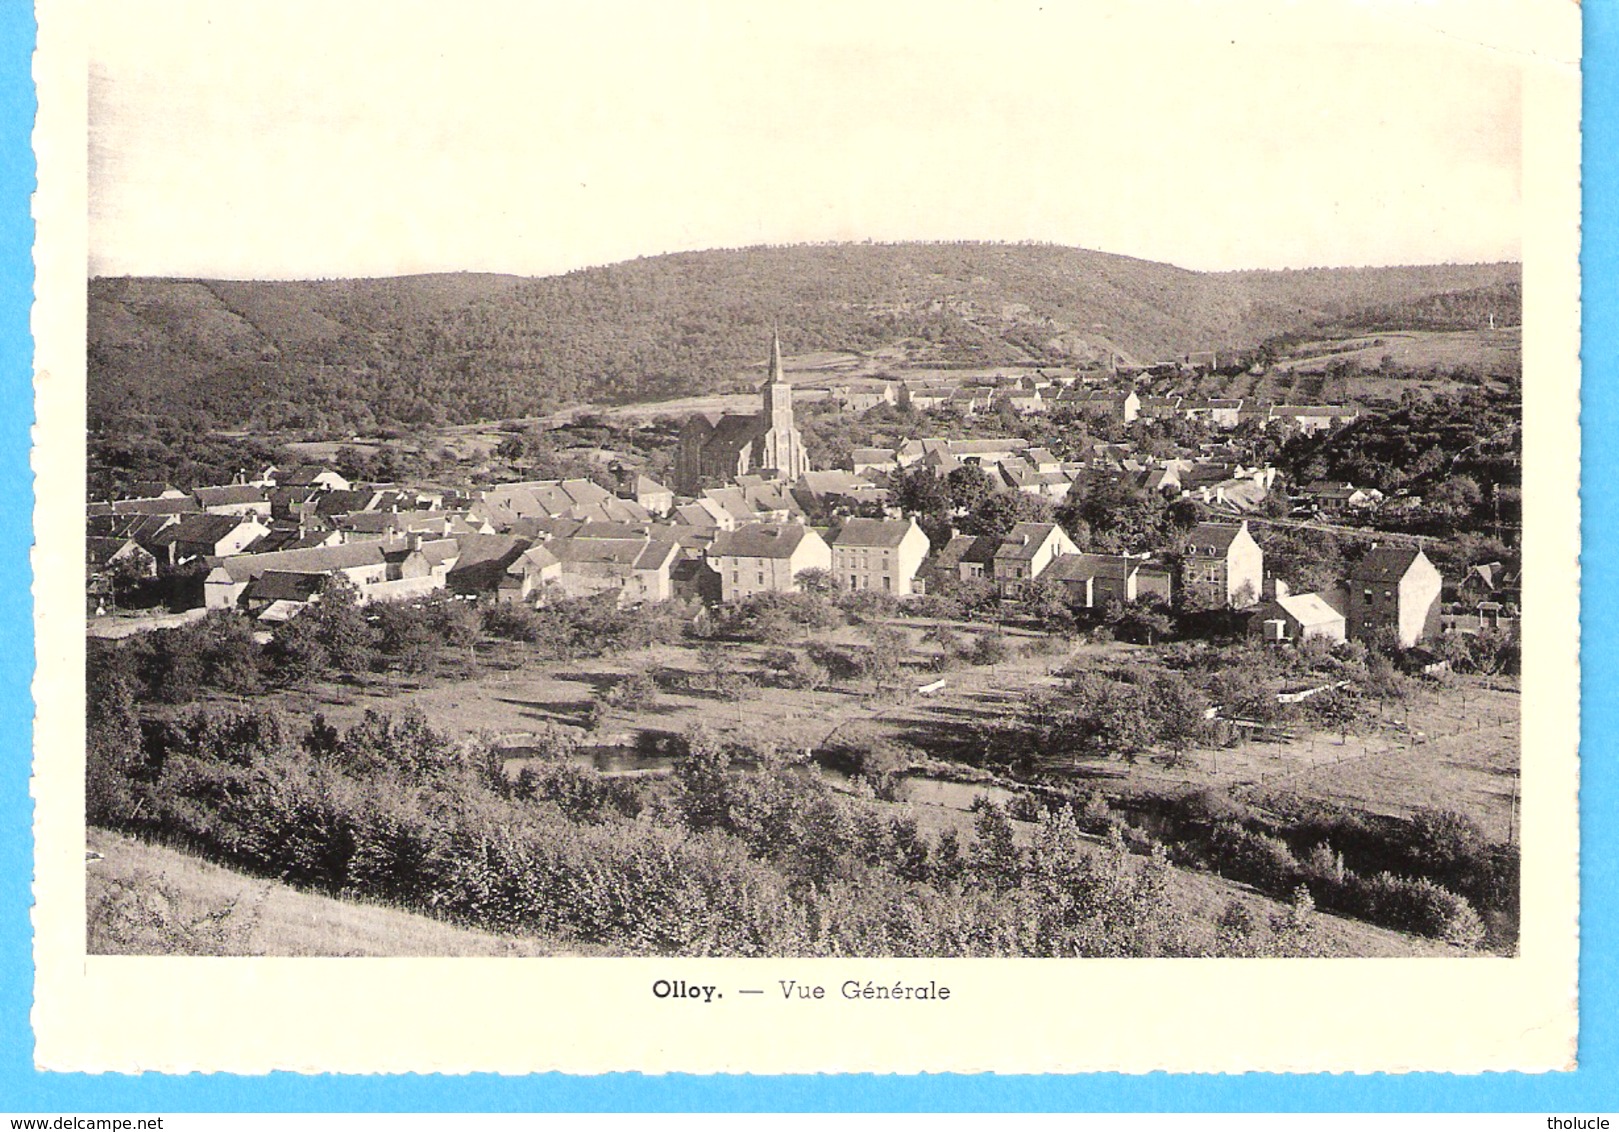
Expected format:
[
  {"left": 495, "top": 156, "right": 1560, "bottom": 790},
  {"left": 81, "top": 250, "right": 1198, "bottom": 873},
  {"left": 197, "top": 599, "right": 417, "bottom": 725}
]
[
  {"left": 87, "top": 828, "right": 568, "bottom": 956},
  {"left": 88, "top": 243, "right": 1520, "bottom": 437}
]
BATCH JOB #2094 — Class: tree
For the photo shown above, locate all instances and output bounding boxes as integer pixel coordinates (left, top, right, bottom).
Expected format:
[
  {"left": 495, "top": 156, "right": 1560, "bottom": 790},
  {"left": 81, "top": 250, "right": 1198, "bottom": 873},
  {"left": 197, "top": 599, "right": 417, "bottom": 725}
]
[
  {"left": 961, "top": 490, "right": 1052, "bottom": 539},
  {"left": 267, "top": 611, "right": 328, "bottom": 684},
  {"left": 1151, "top": 671, "right": 1210, "bottom": 760},
  {"left": 311, "top": 575, "right": 374, "bottom": 677},
  {"left": 496, "top": 435, "right": 527, "bottom": 462},
  {"left": 886, "top": 465, "right": 951, "bottom": 522},
  {"left": 969, "top": 799, "right": 1021, "bottom": 891},
  {"left": 945, "top": 464, "right": 996, "bottom": 514},
  {"left": 1309, "top": 686, "right": 1360, "bottom": 744},
  {"left": 1114, "top": 600, "right": 1174, "bottom": 646},
  {"left": 865, "top": 626, "right": 909, "bottom": 693}
]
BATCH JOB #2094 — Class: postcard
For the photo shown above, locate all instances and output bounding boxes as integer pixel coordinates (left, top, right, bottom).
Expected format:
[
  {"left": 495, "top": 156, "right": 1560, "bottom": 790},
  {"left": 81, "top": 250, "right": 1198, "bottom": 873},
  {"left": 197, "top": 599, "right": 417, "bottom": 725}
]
[{"left": 33, "top": 0, "right": 1580, "bottom": 1073}]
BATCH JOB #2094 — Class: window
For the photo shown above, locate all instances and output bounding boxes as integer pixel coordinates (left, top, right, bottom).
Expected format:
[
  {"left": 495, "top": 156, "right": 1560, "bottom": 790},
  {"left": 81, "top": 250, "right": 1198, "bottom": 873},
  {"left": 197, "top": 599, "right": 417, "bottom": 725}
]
[{"left": 882, "top": 577, "right": 891, "bottom": 590}]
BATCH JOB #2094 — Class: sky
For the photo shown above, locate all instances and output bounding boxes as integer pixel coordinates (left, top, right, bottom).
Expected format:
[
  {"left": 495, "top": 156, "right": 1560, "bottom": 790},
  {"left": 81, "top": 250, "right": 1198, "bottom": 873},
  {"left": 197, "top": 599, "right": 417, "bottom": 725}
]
[{"left": 86, "top": 0, "right": 1541, "bottom": 280}]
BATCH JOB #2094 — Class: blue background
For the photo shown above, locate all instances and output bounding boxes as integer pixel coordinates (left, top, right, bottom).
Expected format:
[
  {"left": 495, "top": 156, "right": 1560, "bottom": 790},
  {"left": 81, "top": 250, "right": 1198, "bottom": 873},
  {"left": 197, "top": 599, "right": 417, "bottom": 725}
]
[{"left": 3, "top": 3, "right": 1613, "bottom": 1113}]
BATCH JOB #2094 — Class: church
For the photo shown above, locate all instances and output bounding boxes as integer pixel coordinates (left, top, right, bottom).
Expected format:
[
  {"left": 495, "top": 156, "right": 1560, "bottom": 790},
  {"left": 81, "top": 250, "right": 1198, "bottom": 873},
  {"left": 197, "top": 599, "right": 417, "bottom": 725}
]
[{"left": 674, "top": 331, "right": 810, "bottom": 494}]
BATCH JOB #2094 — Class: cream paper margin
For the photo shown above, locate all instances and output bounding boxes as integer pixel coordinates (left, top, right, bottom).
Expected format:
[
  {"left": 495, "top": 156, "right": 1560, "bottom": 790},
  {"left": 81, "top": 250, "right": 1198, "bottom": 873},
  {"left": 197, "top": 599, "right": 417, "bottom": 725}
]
[{"left": 31, "top": 0, "right": 1581, "bottom": 1074}]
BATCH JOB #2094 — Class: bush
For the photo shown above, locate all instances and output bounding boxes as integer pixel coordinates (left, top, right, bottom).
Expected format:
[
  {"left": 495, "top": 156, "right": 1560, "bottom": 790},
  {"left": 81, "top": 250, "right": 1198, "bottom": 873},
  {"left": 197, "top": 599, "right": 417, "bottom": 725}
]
[
  {"left": 88, "top": 870, "right": 260, "bottom": 956},
  {"left": 968, "top": 633, "right": 1014, "bottom": 666},
  {"left": 1346, "top": 872, "right": 1487, "bottom": 946},
  {"left": 1208, "top": 822, "right": 1301, "bottom": 893},
  {"left": 601, "top": 670, "right": 659, "bottom": 710}
]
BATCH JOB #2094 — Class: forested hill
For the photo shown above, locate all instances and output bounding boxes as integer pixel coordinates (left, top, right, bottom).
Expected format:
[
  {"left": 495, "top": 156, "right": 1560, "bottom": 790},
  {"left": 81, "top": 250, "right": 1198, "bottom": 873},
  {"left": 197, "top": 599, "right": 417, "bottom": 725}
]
[{"left": 88, "top": 243, "right": 1520, "bottom": 435}]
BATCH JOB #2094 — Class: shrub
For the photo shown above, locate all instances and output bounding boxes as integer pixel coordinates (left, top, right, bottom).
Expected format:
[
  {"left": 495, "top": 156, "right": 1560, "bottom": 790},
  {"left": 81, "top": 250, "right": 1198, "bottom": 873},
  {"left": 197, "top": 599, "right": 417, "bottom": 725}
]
[
  {"left": 1209, "top": 822, "right": 1301, "bottom": 893},
  {"left": 968, "top": 633, "right": 1013, "bottom": 666},
  {"left": 88, "top": 870, "right": 260, "bottom": 956},
  {"left": 601, "top": 670, "right": 659, "bottom": 710},
  {"left": 481, "top": 602, "right": 545, "bottom": 642}
]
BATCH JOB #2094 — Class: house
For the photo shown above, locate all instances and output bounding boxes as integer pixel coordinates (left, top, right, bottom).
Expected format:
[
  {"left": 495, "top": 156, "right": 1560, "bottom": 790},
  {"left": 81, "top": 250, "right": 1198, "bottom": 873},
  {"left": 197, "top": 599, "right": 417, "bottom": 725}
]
[
  {"left": 240, "top": 570, "right": 328, "bottom": 620},
  {"left": 89, "top": 495, "right": 200, "bottom": 519},
  {"left": 706, "top": 523, "right": 832, "bottom": 603},
  {"left": 120, "top": 481, "right": 187, "bottom": 501},
  {"left": 790, "top": 471, "right": 887, "bottom": 514},
  {"left": 1138, "top": 395, "right": 1183, "bottom": 420},
  {"left": 548, "top": 536, "right": 679, "bottom": 604},
  {"left": 896, "top": 437, "right": 1029, "bottom": 471},
  {"left": 445, "top": 534, "right": 534, "bottom": 597},
  {"left": 1456, "top": 561, "right": 1521, "bottom": 608},
  {"left": 991, "top": 522, "right": 1081, "bottom": 596},
  {"left": 996, "top": 458, "right": 1073, "bottom": 501},
  {"left": 932, "top": 534, "right": 1000, "bottom": 583},
  {"left": 625, "top": 474, "right": 675, "bottom": 517},
  {"left": 498, "top": 544, "right": 563, "bottom": 604},
  {"left": 275, "top": 465, "right": 353, "bottom": 492},
  {"left": 88, "top": 511, "right": 184, "bottom": 555},
  {"left": 192, "top": 484, "right": 273, "bottom": 519},
  {"left": 1043, "top": 553, "right": 1172, "bottom": 609},
  {"left": 203, "top": 535, "right": 454, "bottom": 611},
  {"left": 86, "top": 536, "right": 158, "bottom": 580},
  {"left": 851, "top": 448, "right": 899, "bottom": 476},
  {"left": 1061, "top": 388, "right": 1141, "bottom": 423},
  {"left": 150, "top": 513, "right": 271, "bottom": 565},
  {"left": 1179, "top": 399, "right": 1242, "bottom": 428},
  {"left": 998, "top": 389, "right": 1045, "bottom": 415},
  {"left": 1178, "top": 520, "right": 1264, "bottom": 608},
  {"left": 1249, "top": 589, "right": 1348, "bottom": 644},
  {"left": 895, "top": 380, "right": 952, "bottom": 411},
  {"left": 1025, "top": 448, "right": 1062, "bottom": 474},
  {"left": 1270, "top": 405, "right": 1358, "bottom": 435},
  {"left": 1302, "top": 480, "right": 1382, "bottom": 516},
  {"left": 471, "top": 479, "right": 647, "bottom": 527},
  {"left": 830, "top": 517, "right": 931, "bottom": 597},
  {"left": 1345, "top": 545, "right": 1443, "bottom": 647},
  {"left": 240, "top": 526, "right": 345, "bottom": 555},
  {"left": 834, "top": 380, "right": 896, "bottom": 413}
]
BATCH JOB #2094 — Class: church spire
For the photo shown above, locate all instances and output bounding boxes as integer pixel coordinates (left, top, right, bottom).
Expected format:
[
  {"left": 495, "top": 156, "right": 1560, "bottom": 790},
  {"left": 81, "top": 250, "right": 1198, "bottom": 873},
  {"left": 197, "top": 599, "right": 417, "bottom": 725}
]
[{"left": 769, "top": 324, "right": 786, "bottom": 385}]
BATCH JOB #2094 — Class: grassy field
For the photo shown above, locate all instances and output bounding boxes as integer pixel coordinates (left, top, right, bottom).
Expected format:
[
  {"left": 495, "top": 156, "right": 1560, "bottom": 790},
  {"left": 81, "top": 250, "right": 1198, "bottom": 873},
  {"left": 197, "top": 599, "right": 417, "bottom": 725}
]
[
  {"left": 86, "top": 828, "right": 568, "bottom": 956},
  {"left": 254, "top": 618, "right": 1518, "bottom": 843}
]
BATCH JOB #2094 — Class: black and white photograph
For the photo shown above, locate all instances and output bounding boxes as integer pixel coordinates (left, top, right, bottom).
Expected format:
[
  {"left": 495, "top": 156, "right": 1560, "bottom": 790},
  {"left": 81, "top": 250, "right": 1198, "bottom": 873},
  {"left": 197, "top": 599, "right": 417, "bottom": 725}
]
[{"left": 35, "top": 0, "right": 1581, "bottom": 1074}]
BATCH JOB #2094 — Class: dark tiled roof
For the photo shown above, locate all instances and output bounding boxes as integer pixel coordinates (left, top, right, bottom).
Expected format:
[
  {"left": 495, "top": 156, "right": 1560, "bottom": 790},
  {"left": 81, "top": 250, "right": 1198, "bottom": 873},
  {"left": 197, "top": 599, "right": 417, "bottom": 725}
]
[
  {"left": 1186, "top": 522, "right": 1246, "bottom": 554},
  {"left": 158, "top": 513, "right": 259, "bottom": 547},
  {"left": 1350, "top": 546, "right": 1425, "bottom": 582},
  {"left": 104, "top": 496, "right": 200, "bottom": 517},
  {"left": 194, "top": 485, "right": 268, "bottom": 507},
  {"left": 1044, "top": 553, "right": 1143, "bottom": 583},
  {"left": 209, "top": 540, "right": 397, "bottom": 583},
  {"left": 994, "top": 523, "right": 1064, "bottom": 561},
  {"left": 832, "top": 518, "right": 916, "bottom": 549},
  {"left": 244, "top": 570, "right": 326, "bottom": 603},
  {"left": 710, "top": 523, "right": 813, "bottom": 560}
]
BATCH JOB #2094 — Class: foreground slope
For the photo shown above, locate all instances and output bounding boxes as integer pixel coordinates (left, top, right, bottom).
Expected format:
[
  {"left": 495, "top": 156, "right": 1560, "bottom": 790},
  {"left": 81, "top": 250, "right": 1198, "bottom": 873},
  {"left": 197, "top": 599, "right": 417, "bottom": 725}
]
[{"left": 87, "top": 828, "right": 565, "bottom": 957}]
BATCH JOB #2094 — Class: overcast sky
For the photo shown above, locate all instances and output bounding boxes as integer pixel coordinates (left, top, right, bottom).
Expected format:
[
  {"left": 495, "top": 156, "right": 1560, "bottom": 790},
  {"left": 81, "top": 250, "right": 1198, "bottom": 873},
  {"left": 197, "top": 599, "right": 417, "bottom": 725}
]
[{"left": 87, "top": 0, "right": 1537, "bottom": 280}]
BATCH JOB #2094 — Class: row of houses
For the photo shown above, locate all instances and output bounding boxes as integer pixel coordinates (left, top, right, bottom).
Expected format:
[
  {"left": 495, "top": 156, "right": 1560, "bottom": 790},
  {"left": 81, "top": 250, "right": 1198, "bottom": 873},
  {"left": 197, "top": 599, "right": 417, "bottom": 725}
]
[{"left": 884, "top": 375, "right": 1358, "bottom": 434}]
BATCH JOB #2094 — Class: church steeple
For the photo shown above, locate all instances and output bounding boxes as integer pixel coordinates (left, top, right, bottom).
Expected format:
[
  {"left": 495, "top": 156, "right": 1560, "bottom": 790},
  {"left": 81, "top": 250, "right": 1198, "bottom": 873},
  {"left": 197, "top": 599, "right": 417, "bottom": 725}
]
[
  {"left": 757, "top": 326, "right": 806, "bottom": 481},
  {"left": 768, "top": 324, "right": 787, "bottom": 387}
]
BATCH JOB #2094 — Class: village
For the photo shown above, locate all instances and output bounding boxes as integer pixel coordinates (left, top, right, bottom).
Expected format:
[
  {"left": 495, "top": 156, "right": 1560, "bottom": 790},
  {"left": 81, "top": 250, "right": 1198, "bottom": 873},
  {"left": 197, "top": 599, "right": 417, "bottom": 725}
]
[{"left": 86, "top": 332, "right": 1518, "bottom": 652}]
